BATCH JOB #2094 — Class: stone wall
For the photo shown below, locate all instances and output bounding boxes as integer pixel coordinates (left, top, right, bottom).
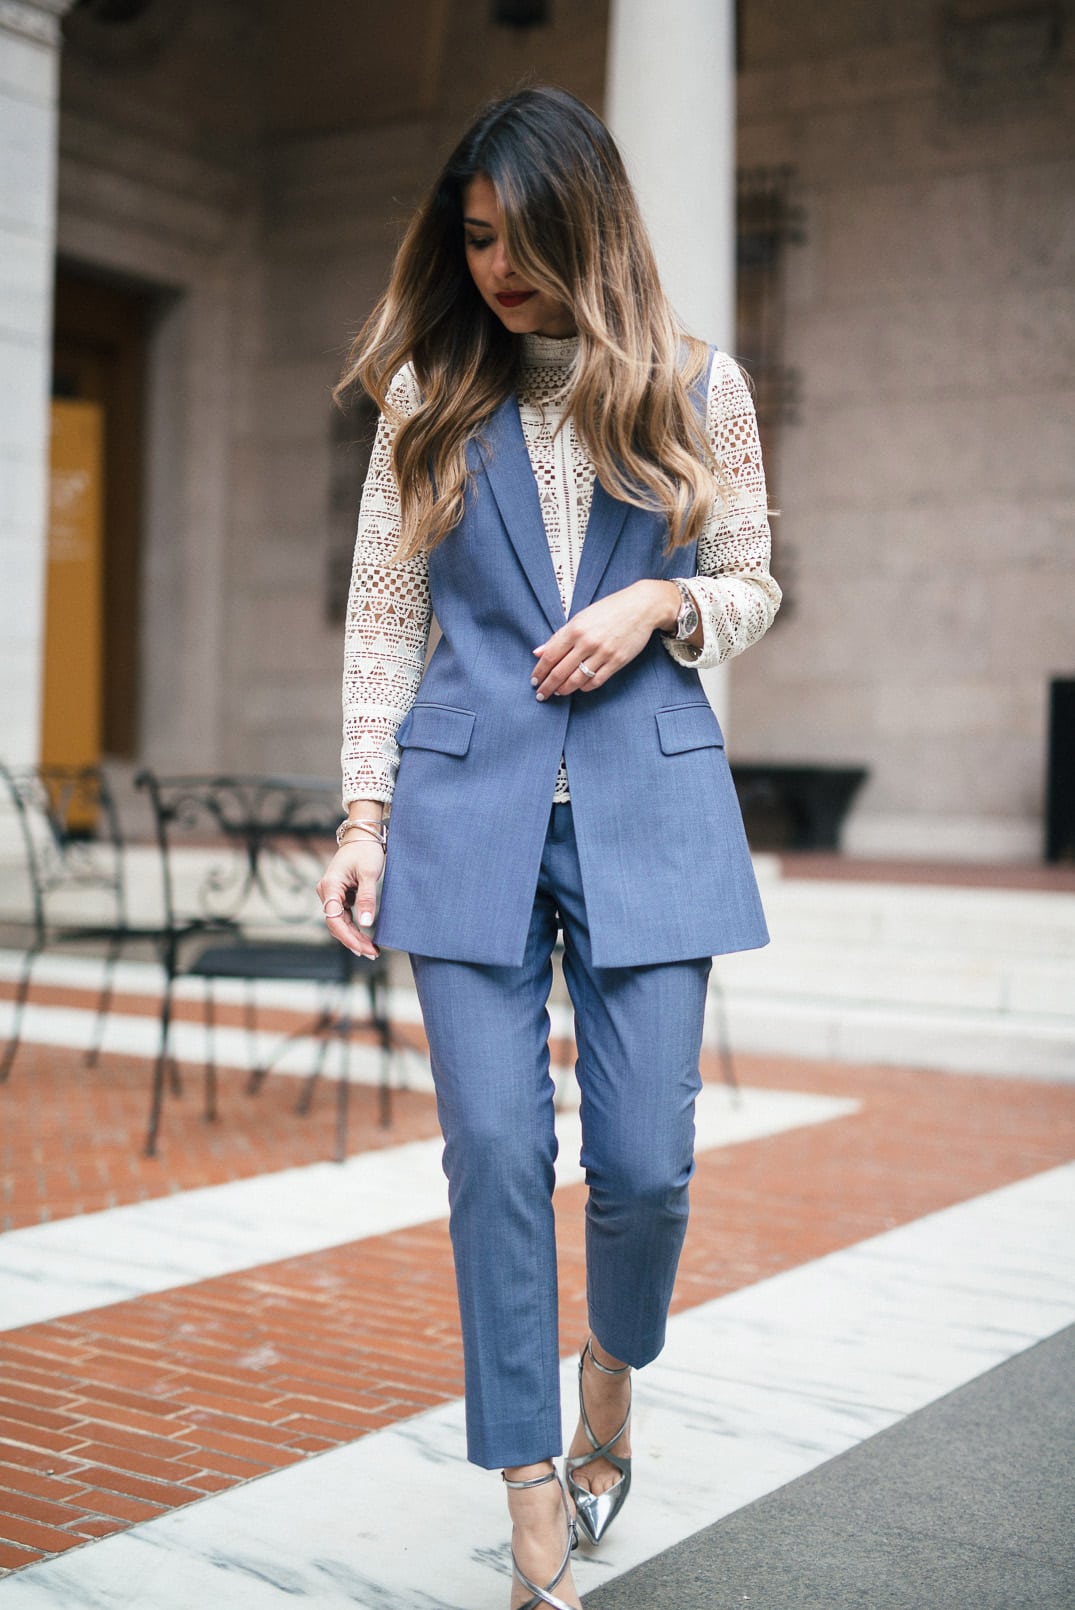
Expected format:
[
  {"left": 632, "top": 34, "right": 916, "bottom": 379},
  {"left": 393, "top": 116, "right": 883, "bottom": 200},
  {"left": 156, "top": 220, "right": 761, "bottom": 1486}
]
[{"left": 729, "top": 1, "right": 1075, "bottom": 860}]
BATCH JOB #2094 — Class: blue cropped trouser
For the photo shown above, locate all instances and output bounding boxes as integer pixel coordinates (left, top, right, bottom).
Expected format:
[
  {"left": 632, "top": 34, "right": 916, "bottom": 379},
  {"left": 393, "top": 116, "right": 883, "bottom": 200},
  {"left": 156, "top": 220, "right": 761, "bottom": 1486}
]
[{"left": 410, "top": 803, "right": 712, "bottom": 1469}]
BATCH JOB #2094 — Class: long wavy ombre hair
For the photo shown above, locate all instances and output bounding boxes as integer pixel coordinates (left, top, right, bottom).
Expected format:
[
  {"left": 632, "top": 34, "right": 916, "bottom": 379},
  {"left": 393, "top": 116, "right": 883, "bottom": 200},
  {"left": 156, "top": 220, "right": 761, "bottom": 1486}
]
[{"left": 336, "top": 85, "right": 722, "bottom": 559}]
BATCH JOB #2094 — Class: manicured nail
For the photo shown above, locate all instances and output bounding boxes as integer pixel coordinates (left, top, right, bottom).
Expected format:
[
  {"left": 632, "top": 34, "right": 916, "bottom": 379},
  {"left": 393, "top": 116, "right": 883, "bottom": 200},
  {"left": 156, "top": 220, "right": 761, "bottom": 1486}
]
[
  {"left": 535, "top": 692, "right": 545, "bottom": 702},
  {"left": 530, "top": 676, "right": 539, "bottom": 686},
  {"left": 359, "top": 911, "right": 374, "bottom": 925}
]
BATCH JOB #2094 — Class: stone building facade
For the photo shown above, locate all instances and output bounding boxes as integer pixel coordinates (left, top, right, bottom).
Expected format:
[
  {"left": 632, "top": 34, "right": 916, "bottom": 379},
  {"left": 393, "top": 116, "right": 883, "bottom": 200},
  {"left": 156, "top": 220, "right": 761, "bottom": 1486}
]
[
  {"left": 734, "top": 2, "right": 1075, "bottom": 862},
  {"left": 3, "top": 0, "right": 1073, "bottom": 861}
]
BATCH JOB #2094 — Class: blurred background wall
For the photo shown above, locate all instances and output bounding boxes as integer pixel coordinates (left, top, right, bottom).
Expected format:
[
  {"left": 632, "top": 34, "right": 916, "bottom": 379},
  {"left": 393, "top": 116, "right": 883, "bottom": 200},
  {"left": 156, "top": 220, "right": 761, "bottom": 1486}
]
[{"left": 3, "top": 0, "right": 1073, "bottom": 862}]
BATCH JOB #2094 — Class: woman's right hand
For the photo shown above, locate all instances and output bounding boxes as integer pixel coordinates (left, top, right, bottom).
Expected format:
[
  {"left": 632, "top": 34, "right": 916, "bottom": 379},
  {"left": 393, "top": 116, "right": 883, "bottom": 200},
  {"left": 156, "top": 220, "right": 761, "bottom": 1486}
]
[{"left": 316, "top": 839, "right": 386, "bottom": 959}]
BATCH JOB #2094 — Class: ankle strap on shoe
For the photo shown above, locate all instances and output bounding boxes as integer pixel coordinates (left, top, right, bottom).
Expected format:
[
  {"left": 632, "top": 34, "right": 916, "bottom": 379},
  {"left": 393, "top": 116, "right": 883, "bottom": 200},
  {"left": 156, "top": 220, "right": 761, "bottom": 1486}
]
[
  {"left": 503, "top": 1466, "right": 558, "bottom": 1489},
  {"left": 585, "top": 1336, "right": 630, "bottom": 1376}
]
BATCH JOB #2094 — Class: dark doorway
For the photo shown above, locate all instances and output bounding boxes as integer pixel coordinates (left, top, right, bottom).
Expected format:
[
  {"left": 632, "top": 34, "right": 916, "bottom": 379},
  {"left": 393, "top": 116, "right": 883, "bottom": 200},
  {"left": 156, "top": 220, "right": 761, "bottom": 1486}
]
[{"left": 51, "top": 263, "right": 156, "bottom": 759}]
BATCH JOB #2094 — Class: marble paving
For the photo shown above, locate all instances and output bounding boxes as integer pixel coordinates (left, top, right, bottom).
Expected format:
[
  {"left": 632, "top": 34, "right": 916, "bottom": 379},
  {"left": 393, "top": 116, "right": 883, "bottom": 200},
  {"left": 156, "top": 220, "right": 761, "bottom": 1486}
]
[
  {"left": 0, "top": 1083, "right": 858, "bottom": 1330},
  {"left": 0, "top": 1163, "right": 1071, "bottom": 1608},
  {"left": 0, "top": 998, "right": 410, "bottom": 1088}
]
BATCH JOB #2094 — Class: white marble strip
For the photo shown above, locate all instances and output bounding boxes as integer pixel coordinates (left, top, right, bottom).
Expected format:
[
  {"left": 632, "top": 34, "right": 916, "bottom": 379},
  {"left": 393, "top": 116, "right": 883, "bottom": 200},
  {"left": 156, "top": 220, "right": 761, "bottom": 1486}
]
[
  {"left": 0, "top": 1163, "right": 1070, "bottom": 1608},
  {"left": 0, "top": 996, "right": 417, "bottom": 1088},
  {"left": 0, "top": 958, "right": 600, "bottom": 1075},
  {"left": 0, "top": 948, "right": 628, "bottom": 1046},
  {"left": 0, "top": 947, "right": 427, "bottom": 1021},
  {"left": 0, "top": 1084, "right": 858, "bottom": 1332},
  {"left": 0, "top": 950, "right": 193, "bottom": 997}
]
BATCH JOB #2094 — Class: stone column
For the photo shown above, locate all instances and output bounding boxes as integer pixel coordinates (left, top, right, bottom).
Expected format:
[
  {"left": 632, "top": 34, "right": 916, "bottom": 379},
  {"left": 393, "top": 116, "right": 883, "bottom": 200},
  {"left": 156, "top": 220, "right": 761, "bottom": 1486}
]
[
  {"left": 605, "top": 0, "right": 737, "bottom": 728},
  {"left": 0, "top": 0, "right": 73, "bottom": 765}
]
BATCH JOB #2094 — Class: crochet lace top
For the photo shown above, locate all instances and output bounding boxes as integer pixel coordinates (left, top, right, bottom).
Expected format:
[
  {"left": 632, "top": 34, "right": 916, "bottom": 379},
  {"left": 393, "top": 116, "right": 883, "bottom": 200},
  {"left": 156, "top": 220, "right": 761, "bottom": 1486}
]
[{"left": 342, "top": 333, "right": 780, "bottom": 805}]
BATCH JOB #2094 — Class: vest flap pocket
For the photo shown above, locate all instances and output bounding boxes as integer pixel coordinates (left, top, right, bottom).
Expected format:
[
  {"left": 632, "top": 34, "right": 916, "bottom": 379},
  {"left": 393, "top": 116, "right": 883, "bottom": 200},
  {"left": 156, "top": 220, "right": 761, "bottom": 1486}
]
[
  {"left": 656, "top": 702, "right": 725, "bottom": 755},
  {"left": 397, "top": 704, "right": 476, "bottom": 757}
]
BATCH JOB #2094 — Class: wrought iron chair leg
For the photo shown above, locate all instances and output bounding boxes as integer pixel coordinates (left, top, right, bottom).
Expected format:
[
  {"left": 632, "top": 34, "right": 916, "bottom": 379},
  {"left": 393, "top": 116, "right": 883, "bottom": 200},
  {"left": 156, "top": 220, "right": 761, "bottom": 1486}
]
[
  {"left": 85, "top": 935, "right": 122, "bottom": 1068},
  {"left": 244, "top": 984, "right": 264, "bottom": 1094},
  {"left": 0, "top": 942, "right": 41, "bottom": 1083},
  {"left": 295, "top": 1003, "right": 333, "bottom": 1116},
  {"left": 378, "top": 1038, "right": 392, "bottom": 1129},
  {"left": 146, "top": 974, "right": 176, "bottom": 1157},
  {"left": 203, "top": 980, "right": 218, "bottom": 1122}
]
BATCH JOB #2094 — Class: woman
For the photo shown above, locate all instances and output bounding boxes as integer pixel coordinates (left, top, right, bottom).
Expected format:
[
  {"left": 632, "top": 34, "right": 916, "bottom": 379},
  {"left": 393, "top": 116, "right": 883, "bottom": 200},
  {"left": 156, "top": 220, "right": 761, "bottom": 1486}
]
[{"left": 318, "top": 85, "right": 779, "bottom": 1610}]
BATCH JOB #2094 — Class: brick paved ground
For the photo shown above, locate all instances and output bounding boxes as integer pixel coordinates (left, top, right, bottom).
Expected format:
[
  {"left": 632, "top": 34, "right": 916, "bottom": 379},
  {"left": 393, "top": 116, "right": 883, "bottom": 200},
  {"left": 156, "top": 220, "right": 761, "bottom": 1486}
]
[
  {"left": 2, "top": 995, "right": 1072, "bottom": 1578},
  {"left": 0, "top": 986, "right": 440, "bottom": 1230}
]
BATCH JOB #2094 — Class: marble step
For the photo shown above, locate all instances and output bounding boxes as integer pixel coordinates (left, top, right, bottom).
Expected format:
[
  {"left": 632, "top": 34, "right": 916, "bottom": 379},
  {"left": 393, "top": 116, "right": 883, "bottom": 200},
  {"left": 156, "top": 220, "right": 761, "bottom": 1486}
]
[
  {"left": 708, "top": 990, "right": 1073, "bottom": 1081},
  {"left": 710, "top": 872, "right": 1075, "bottom": 1079}
]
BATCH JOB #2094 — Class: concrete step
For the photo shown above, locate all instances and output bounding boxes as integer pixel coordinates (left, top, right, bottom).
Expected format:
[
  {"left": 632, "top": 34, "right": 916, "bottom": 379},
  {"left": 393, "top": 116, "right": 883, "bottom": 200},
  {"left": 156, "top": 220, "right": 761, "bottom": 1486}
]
[{"left": 710, "top": 868, "right": 1075, "bottom": 1079}]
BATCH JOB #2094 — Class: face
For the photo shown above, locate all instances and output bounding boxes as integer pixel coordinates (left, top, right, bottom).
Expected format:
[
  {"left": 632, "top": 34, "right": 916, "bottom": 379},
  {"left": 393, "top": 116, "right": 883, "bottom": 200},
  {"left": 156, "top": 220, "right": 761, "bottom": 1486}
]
[{"left": 462, "top": 175, "right": 576, "bottom": 339}]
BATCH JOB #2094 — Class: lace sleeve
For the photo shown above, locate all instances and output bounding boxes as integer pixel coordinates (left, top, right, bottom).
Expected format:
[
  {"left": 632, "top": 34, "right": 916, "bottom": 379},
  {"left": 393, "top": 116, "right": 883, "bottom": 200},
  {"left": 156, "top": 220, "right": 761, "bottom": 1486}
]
[
  {"left": 341, "top": 365, "right": 432, "bottom": 807},
  {"left": 663, "top": 350, "right": 782, "bottom": 670}
]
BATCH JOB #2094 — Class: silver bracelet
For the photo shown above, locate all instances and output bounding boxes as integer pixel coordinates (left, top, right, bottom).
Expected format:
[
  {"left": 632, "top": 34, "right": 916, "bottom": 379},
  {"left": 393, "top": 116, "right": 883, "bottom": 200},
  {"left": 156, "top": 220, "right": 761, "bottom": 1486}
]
[{"left": 336, "top": 818, "right": 388, "bottom": 850}]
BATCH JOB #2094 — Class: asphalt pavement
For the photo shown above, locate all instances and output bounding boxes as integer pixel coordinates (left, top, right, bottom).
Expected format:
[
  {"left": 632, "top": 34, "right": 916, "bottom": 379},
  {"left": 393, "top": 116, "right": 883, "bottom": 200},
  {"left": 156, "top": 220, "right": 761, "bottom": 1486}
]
[{"left": 585, "top": 1324, "right": 1075, "bottom": 1610}]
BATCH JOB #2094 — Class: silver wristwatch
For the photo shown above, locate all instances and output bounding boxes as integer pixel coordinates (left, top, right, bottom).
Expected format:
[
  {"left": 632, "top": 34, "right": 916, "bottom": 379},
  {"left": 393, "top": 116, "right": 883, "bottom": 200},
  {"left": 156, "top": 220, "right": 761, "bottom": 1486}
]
[{"left": 669, "top": 579, "right": 699, "bottom": 642}]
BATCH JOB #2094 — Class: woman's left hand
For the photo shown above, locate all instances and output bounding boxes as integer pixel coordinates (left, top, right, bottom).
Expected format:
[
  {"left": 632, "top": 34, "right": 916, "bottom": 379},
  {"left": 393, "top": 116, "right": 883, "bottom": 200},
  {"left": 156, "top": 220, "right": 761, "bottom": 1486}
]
[{"left": 531, "top": 579, "right": 679, "bottom": 700}]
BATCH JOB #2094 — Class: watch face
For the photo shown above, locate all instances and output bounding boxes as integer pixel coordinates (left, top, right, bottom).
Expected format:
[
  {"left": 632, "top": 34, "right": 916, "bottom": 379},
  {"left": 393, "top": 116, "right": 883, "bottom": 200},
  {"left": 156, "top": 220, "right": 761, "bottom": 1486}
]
[{"left": 678, "top": 590, "right": 699, "bottom": 639}]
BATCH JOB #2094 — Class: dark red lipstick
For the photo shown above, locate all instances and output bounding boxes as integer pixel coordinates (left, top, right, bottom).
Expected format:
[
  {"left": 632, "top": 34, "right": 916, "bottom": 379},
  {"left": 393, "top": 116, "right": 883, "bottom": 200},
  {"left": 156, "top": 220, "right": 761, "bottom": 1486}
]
[{"left": 496, "top": 291, "right": 536, "bottom": 307}]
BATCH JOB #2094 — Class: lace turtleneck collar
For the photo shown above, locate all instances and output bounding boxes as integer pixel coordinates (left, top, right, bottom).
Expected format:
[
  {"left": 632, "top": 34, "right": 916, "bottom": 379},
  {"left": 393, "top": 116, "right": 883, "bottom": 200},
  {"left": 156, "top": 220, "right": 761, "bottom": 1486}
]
[{"left": 519, "top": 332, "right": 580, "bottom": 369}]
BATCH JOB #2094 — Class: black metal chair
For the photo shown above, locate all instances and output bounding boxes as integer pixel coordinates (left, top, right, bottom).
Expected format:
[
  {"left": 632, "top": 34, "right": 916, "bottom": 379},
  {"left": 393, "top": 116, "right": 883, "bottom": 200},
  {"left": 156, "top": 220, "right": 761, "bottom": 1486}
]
[
  {"left": 0, "top": 762, "right": 136, "bottom": 1082},
  {"left": 134, "top": 770, "right": 394, "bottom": 1162}
]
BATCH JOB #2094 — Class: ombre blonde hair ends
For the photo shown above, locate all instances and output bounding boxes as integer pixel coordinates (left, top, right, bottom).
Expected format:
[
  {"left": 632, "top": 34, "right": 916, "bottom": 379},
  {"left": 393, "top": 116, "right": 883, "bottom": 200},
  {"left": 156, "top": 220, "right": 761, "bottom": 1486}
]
[{"left": 336, "top": 86, "right": 723, "bottom": 559}]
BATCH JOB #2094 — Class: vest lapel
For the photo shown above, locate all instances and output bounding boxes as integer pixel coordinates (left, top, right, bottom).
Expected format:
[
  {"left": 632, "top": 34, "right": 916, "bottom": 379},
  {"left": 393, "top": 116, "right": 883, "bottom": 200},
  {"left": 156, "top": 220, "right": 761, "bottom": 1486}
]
[
  {"left": 569, "top": 477, "right": 631, "bottom": 616},
  {"left": 475, "top": 398, "right": 566, "bottom": 636}
]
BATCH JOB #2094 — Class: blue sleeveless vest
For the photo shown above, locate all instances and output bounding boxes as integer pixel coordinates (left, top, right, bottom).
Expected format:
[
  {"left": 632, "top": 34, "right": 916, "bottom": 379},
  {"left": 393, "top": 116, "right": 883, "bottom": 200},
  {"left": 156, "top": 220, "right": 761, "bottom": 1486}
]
[{"left": 374, "top": 372, "right": 769, "bottom": 968}]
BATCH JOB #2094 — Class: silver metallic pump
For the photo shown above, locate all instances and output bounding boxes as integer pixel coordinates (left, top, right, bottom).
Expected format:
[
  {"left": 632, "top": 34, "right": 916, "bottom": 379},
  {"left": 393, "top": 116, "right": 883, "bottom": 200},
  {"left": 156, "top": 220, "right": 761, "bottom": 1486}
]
[{"left": 565, "top": 1337, "right": 633, "bottom": 1545}]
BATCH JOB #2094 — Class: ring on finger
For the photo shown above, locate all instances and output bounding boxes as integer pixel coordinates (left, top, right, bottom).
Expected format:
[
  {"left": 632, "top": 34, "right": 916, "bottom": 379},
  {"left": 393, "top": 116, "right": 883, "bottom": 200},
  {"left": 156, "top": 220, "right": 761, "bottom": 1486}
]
[
  {"left": 579, "top": 660, "right": 597, "bottom": 680},
  {"left": 322, "top": 898, "right": 346, "bottom": 919}
]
